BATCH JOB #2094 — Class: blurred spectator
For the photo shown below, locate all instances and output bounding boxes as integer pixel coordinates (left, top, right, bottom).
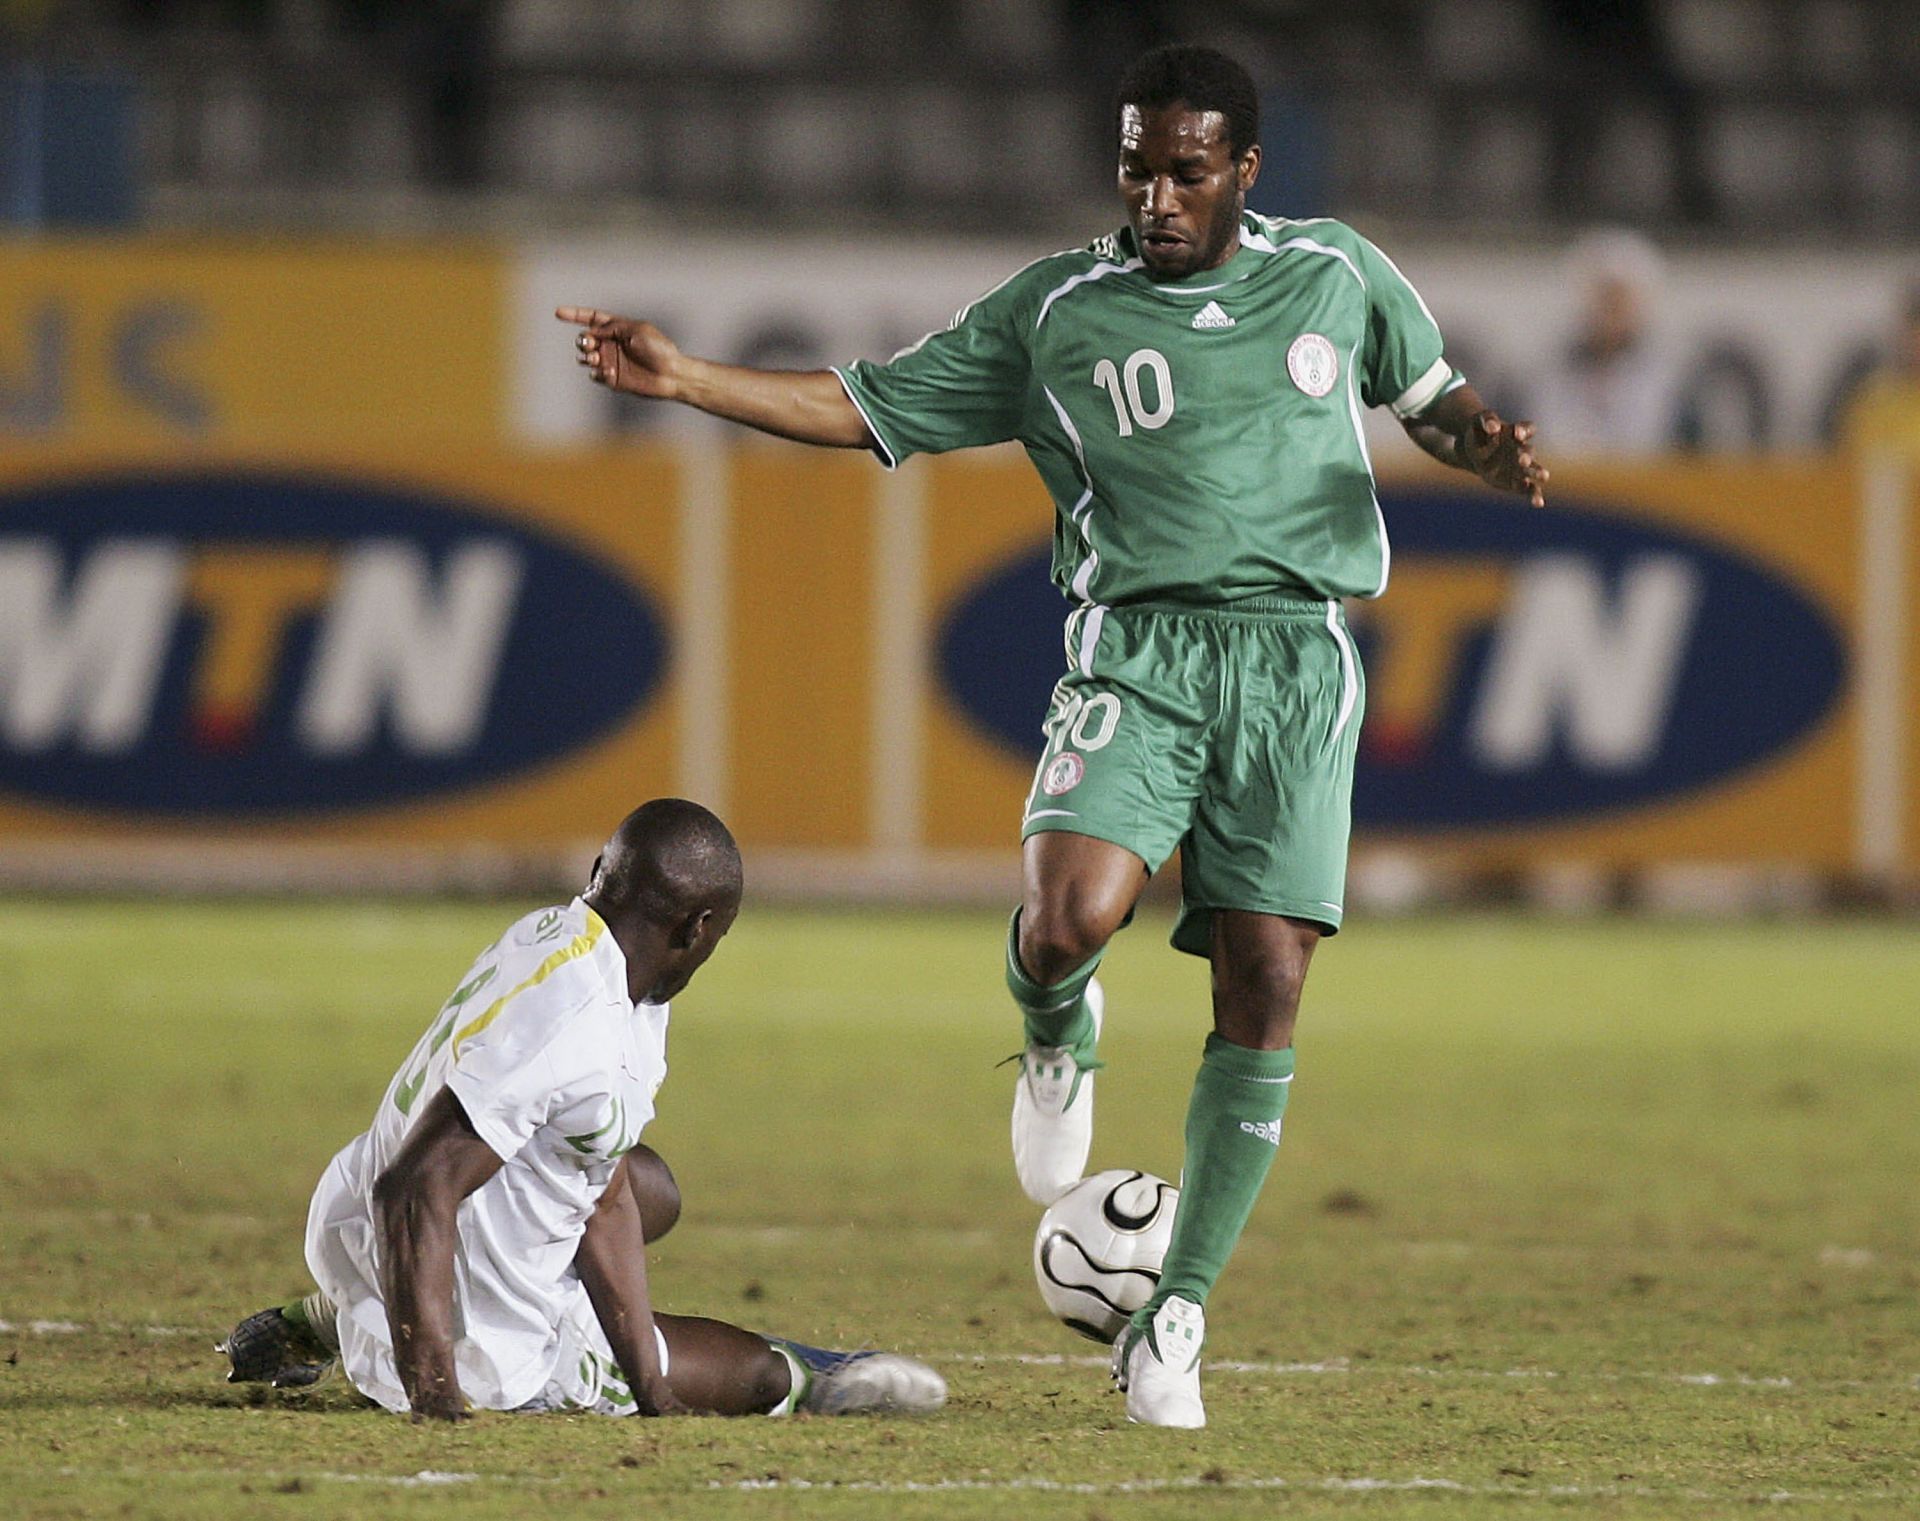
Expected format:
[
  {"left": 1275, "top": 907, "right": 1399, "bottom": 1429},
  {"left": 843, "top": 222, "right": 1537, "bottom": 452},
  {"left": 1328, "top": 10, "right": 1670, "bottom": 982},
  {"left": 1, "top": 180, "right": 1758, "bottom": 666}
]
[
  {"left": 1840, "top": 286, "right": 1920, "bottom": 458},
  {"left": 1528, "top": 229, "right": 1682, "bottom": 456},
  {"left": 333, "top": 0, "right": 497, "bottom": 189},
  {"left": 1538, "top": 0, "right": 1713, "bottom": 224}
]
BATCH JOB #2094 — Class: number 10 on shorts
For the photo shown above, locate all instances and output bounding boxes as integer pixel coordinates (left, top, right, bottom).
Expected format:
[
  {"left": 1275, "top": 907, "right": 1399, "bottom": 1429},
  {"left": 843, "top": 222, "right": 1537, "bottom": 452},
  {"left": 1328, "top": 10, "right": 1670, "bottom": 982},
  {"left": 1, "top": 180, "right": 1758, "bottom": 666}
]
[{"left": 1032, "top": 688, "right": 1122, "bottom": 803}]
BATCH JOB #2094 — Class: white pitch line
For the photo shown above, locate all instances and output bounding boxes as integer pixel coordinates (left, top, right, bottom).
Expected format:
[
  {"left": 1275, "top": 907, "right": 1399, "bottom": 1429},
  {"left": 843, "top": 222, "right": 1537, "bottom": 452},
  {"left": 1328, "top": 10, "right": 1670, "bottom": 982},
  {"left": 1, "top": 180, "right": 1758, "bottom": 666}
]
[
  {"left": 6, "top": 1320, "right": 1910, "bottom": 1392},
  {"left": 712, "top": 1474, "right": 1915, "bottom": 1504},
  {"left": 0, "top": 1320, "right": 197, "bottom": 1337},
  {"left": 57, "top": 1467, "right": 484, "bottom": 1489},
  {"left": 932, "top": 1350, "right": 1900, "bottom": 1392},
  {"left": 44, "top": 1465, "right": 1915, "bottom": 1505}
]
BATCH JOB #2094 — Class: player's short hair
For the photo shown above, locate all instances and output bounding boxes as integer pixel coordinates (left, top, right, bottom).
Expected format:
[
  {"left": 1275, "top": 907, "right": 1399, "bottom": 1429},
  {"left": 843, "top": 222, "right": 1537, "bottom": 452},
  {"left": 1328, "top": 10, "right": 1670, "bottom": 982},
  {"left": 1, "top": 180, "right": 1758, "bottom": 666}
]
[
  {"left": 1115, "top": 44, "right": 1260, "bottom": 160},
  {"left": 590, "top": 798, "right": 742, "bottom": 923}
]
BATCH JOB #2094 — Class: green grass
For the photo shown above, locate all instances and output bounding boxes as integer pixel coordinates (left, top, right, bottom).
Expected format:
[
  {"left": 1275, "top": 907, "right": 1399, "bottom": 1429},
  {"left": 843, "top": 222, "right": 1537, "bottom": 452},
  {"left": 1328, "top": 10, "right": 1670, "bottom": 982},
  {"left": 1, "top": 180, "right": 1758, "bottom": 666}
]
[{"left": 1, "top": 902, "right": 1917, "bottom": 1518}]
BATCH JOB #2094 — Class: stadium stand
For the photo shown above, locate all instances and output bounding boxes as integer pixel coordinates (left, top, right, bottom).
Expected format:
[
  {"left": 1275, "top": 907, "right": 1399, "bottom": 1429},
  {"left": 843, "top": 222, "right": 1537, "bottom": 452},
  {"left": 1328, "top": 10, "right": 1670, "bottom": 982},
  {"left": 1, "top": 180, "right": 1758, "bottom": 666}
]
[{"left": 3, "top": 0, "right": 1913, "bottom": 234}]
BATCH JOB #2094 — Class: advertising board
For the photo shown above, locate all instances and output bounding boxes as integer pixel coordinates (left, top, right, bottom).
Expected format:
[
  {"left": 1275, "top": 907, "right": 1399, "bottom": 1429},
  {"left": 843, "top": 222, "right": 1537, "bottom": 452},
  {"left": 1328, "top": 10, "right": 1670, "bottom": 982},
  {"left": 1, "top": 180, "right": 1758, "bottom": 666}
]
[
  {"left": 0, "top": 239, "right": 503, "bottom": 444},
  {"left": 0, "top": 446, "right": 1904, "bottom": 876},
  {"left": 0, "top": 445, "right": 678, "bottom": 847}
]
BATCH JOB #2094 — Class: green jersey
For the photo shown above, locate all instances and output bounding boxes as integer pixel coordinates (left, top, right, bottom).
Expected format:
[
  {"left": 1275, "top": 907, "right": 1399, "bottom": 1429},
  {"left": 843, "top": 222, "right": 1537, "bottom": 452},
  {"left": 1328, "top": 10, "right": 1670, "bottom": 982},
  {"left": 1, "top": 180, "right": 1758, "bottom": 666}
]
[{"left": 836, "top": 213, "right": 1460, "bottom": 606}]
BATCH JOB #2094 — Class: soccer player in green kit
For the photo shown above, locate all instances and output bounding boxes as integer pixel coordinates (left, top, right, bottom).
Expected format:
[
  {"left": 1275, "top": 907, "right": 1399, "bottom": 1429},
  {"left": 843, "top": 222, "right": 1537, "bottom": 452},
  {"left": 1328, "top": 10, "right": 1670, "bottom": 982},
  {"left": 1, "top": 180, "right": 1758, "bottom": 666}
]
[{"left": 559, "top": 44, "right": 1549, "bottom": 1427}]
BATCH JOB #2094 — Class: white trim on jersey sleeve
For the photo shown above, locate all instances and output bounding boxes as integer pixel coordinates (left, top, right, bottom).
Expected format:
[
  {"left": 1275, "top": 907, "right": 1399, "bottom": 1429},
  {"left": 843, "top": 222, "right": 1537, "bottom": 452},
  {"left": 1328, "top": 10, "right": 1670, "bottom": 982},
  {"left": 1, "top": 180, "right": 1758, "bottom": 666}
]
[
  {"left": 831, "top": 366, "right": 900, "bottom": 471},
  {"left": 1390, "top": 357, "right": 1454, "bottom": 420}
]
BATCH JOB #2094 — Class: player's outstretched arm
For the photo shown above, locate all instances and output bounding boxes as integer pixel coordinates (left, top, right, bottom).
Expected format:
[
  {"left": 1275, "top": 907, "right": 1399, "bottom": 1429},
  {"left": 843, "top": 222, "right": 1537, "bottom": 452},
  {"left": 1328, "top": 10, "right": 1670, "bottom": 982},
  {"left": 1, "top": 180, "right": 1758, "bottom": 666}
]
[
  {"left": 577, "top": 1154, "right": 685, "bottom": 1416},
  {"left": 1402, "top": 382, "right": 1550, "bottom": 508},
  {"left": 370, "top": 1089, "right": 504, "bottom": 1421},
  {"left": 555, "top": 306, "right": 875, "bottom": 452}
]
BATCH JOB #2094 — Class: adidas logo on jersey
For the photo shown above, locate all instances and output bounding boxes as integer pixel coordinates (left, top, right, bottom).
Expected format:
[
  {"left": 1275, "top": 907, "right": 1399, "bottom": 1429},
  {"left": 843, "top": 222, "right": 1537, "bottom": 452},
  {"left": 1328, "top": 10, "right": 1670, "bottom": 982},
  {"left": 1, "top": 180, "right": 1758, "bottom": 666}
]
[
  {"left": 1239, "top": 1119, "right": 1283, "bottom": 1145},
  {"left": 1191, "top": 301, "right": 1236, "bottom": 330}
]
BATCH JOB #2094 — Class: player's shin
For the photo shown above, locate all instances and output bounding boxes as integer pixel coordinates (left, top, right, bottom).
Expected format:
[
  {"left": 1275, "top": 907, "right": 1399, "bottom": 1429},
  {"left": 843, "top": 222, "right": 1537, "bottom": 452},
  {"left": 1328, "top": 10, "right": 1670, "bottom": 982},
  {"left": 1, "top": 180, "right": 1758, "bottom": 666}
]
[
  {"left": 1140, "top": 1035, "right": 1294, "bottom": 1319},
  {"left": 1005, "top": 909, "right": 1101, "bottom": 1055}
]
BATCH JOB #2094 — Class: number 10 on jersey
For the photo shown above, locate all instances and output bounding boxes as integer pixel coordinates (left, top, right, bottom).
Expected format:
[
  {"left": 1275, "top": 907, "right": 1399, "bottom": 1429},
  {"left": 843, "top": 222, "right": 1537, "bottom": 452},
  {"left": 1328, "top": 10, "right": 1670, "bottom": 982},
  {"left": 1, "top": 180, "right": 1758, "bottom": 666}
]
[{"left": 1093, "top": 349, "right": 1175, "bottom": 436}]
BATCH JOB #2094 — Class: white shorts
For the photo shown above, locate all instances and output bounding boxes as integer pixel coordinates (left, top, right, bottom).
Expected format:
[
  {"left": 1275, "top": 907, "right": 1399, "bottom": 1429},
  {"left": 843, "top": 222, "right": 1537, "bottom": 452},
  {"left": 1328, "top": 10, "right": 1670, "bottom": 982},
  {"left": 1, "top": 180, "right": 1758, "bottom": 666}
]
[{"left": 515, "top": 1307, "right": 670, "bottom": 1416}]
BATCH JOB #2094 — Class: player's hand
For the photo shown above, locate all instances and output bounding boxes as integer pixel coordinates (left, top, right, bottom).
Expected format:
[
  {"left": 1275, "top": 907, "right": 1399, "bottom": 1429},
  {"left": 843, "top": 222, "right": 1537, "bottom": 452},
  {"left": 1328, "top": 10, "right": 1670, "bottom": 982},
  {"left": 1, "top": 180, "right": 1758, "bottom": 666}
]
[
  {"left": 1464, "top": 410, "right": 1549, "bottom": 508},
  {"left": 631, "top": 1377, "right": 689, "bottom": 1417},
  {"left": 556, "top": 307, "right": 682, "bottom": 401}
]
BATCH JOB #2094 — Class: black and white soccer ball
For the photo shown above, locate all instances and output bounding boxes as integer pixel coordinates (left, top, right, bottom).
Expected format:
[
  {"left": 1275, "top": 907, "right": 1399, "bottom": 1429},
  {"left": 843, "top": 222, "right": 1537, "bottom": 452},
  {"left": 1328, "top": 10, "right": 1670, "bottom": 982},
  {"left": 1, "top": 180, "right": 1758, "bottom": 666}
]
[{"left": 1032, "top": 1168, "right": 1180, "bottom": 1343}]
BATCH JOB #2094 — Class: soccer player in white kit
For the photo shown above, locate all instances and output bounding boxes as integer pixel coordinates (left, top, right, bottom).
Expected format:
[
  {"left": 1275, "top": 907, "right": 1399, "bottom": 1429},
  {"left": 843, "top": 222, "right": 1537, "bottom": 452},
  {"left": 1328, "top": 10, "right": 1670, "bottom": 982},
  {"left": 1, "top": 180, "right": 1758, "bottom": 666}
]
[{"left": 222, "top": 800, "right": 944, "bottom": 1420}]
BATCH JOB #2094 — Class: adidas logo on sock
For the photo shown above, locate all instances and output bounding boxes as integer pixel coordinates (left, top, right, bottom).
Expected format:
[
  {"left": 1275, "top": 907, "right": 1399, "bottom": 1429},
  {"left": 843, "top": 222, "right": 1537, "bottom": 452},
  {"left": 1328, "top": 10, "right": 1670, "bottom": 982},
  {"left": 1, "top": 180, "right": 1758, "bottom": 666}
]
[
  {"left": 1238, "top": 1118, "right": 1283, "bottom": 1145},
  {"left": 1191, "top": 300, "right": 1235, "bottom": 330}
]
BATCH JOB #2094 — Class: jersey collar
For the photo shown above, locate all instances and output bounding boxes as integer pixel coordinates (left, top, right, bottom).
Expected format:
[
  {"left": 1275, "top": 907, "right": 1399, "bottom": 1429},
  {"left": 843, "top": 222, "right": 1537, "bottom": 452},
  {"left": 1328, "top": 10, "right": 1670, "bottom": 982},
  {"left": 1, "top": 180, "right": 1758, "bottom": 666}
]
[{"left": 578, "top": 898, "right": 636, "bottom": 1011}]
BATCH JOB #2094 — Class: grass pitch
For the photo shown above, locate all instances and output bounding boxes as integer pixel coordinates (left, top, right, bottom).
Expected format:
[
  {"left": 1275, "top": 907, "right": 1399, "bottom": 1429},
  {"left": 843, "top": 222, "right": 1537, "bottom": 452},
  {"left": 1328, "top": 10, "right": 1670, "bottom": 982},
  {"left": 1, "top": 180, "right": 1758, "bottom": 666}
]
[{"left": 1, "top": 900, "right": 1916, "bottom": 1518}]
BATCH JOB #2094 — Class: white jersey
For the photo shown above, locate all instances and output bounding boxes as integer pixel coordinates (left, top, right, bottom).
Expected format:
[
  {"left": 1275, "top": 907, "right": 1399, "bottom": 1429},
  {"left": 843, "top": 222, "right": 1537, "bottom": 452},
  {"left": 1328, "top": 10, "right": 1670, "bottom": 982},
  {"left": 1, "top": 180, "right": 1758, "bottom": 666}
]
[{"left": 305, "top": 897, "right": 669, "bottom": 1414}]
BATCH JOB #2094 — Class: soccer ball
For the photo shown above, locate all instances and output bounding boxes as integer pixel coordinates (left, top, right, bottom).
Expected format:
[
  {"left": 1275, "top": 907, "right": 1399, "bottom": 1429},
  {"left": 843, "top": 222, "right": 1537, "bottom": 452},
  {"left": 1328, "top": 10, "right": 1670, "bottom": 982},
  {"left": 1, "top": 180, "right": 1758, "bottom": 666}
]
[{"left": 1032, "top": 1169, "right": 1180, "bottom": 1343}]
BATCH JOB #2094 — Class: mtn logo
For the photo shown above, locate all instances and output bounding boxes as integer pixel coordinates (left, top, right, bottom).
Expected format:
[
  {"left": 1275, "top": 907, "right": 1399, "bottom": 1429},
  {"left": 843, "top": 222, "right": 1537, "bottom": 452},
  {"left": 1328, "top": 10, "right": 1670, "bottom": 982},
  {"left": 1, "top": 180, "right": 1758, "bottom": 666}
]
[
  {"left": 0, "top": 472, "right": 669, "bottom": 815},
  {"left": 937, "top": 489, "right": 1846, "bottom": 830},
  {"left": 1190, "top": 301, "right": 1236, "bottom": 330}
]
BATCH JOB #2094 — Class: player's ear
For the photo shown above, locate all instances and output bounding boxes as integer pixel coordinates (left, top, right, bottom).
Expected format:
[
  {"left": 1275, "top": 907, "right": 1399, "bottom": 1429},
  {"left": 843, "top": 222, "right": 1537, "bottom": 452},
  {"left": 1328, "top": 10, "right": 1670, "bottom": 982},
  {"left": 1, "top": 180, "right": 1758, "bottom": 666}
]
[
  {"left": 670, "top": 906, "right": 712, "bottom": 951},
  {"left": 1237, "top": 143, "right": 1261, "bottom": 192}
]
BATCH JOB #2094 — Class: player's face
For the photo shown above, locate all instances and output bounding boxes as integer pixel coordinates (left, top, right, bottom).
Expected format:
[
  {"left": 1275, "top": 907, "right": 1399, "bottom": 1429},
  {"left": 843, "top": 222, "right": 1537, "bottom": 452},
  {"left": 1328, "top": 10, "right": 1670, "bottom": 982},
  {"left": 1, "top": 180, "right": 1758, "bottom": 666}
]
[{"left": 1117, "top": 104, "right": 1259, "bottom": 282}]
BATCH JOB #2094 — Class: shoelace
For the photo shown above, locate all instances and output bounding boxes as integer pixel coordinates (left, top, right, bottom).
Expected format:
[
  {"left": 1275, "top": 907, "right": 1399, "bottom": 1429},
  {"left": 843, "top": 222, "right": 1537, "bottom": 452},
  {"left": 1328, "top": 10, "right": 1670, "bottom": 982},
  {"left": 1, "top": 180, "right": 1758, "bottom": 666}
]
[{"left": 995, "top": 1048, "right": 1107, "bottom": 1073}]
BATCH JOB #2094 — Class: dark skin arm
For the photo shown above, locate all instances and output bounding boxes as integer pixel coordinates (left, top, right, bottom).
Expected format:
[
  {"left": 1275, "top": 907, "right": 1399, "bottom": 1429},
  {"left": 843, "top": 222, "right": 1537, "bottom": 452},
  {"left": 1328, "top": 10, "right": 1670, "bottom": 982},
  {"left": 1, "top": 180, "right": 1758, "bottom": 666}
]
[
  {"left": 370, "top": 1088, "right": 503, "bottom": 1422},
  {"left": 576, "top": 1154, "right": 685, "bottom": 1416},
  {"left": 374, "top": 1094, "right": 686, "bottom": 1420},
  {"left": 558, "top": 309, "right": 1545, "bottom": 504},
  {"left": 555, "top": 307, "right": 873, "bottom": 450},
  {"left": 1402, "top": 382, "right": 1550, "bottom": 508}
]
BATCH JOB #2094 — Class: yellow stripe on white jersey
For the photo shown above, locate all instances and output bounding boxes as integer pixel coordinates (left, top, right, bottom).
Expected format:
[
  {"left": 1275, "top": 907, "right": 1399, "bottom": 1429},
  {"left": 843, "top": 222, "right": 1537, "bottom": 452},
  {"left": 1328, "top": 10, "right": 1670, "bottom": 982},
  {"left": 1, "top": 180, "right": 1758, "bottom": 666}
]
[{"left": 452, "top": 910, "right": 609, "bottom": 1058}]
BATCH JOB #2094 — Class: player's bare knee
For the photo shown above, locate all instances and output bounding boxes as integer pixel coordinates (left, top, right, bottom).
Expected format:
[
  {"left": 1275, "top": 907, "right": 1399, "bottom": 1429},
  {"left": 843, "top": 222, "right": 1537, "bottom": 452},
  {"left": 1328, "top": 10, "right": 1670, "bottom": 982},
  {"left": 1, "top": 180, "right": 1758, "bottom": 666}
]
[
  {"left": 625, "top": 1144, "right": 682, "bottom": 1241},
  {"left": 1019, "top": 901, "right": 1112, "bottom": 985}
]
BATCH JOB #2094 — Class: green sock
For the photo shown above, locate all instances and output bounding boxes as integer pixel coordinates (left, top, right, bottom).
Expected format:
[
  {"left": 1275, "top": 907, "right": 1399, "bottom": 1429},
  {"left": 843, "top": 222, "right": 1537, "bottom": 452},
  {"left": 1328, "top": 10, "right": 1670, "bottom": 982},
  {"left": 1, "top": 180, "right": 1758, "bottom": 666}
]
[
  {"left": 282, "top": 1289, "right": 340, "bottom": 1354},
  {"left": 1141, "top": 1036, "right": 1294, "bottom": 1321},
  {"left": 1004, "top": 909, "right": 1102, "bottom": 1056}
]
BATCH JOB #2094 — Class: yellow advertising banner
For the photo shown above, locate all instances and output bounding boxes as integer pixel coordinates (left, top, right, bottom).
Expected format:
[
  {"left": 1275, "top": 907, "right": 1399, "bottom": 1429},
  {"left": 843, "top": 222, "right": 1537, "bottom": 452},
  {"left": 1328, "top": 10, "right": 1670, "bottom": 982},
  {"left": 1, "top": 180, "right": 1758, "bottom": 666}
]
[
  {"left": 0, "top": 444, "right": 679, "bottom": 846},
  {"left": 0, "top": 238, "right": 504, "bottom": 445},
  {"left": 0, "top": 444, "right": 1908, "bottom": 878},
  {"left": 910, "top": 455, "right": 1902, "bottom": 873}
]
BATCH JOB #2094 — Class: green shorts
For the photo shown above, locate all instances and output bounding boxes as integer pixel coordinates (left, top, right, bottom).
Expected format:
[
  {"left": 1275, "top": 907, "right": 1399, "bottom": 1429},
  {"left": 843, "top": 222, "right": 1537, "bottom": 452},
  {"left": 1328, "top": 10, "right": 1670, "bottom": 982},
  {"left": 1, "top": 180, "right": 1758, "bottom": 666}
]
[{"left": 1020, "top": 596, "right": 1365, "bottom": 954}]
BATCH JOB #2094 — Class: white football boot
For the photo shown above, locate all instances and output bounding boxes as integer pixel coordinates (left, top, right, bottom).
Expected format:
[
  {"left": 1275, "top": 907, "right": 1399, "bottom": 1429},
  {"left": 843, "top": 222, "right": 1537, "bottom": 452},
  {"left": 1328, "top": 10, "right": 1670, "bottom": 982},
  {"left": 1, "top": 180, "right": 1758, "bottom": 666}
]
[
  {"left": 801, "top": 1352, "right": 948, "bottom": 1415},
  {"left": 1112, "top": 1295, "right": 1206, "bottom": 1428},
  {"left": 1011, "top": 977, "right": 1104, "bottom": 1205}
]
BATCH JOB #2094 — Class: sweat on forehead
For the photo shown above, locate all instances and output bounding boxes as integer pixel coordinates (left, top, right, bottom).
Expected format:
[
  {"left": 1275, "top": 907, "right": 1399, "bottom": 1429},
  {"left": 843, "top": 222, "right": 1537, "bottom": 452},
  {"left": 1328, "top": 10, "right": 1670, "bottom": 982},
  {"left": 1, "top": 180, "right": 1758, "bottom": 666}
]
[{"left": 1119, "top": 103, "right": 1233, "bottom": 151}]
